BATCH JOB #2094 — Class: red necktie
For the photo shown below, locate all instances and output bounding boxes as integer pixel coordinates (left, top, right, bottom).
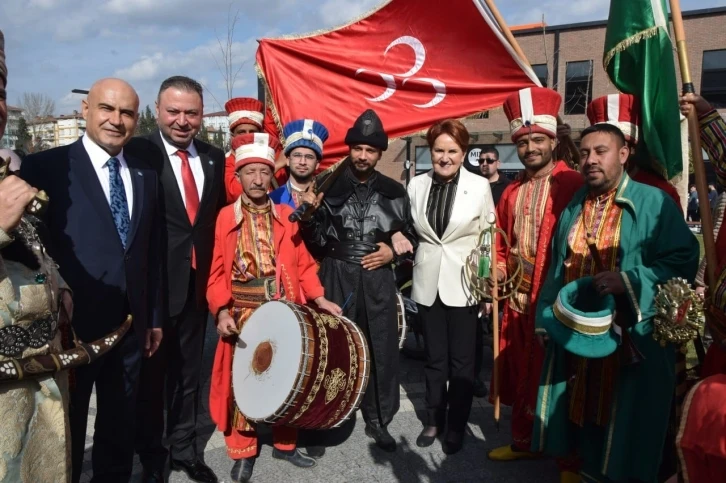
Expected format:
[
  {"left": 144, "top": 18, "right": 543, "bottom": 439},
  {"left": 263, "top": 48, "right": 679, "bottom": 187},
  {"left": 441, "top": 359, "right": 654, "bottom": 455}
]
[{"left": 177, "top": 150, "right": 199, "bottom": 269}]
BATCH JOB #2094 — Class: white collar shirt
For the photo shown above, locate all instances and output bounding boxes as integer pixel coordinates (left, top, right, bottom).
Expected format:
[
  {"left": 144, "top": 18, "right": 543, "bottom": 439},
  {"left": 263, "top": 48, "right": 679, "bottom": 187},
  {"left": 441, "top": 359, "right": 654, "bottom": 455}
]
[
  {"left": 159, "top": 132, "right": 205, "bottom": 207},
  {"left": 82, "top": 134, "right": 134, "bottom": 216}
]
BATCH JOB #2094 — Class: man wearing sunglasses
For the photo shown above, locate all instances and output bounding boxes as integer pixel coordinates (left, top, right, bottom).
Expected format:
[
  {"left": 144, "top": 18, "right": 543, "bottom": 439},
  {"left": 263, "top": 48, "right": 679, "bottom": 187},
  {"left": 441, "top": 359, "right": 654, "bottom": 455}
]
[{"left": 479, "top": 146, "right": 510, "bottom": 206}]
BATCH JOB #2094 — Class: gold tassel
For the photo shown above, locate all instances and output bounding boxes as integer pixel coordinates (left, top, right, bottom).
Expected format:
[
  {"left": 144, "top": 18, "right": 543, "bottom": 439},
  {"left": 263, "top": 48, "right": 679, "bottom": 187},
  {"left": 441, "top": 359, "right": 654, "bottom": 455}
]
[{"left": 603, "top": 26, "right": 662, "bottom": 71}]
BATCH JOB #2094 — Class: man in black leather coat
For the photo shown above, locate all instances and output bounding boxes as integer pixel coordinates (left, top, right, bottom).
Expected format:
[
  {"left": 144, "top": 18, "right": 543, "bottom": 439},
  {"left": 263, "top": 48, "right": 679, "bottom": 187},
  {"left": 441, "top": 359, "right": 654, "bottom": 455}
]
[{"left": 302, "top": 110, "right": 417, "bottom": 452}]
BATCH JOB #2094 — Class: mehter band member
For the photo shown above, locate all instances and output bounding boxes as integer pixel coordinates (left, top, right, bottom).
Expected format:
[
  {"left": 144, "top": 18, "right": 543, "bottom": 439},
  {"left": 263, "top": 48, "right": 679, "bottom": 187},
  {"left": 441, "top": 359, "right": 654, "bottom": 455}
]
[
  {"left": 207, "top": 132, "right": 340, "bottom": 483},
  {"left": 302, "top": 109, "right": 417, "bottom": 452},
  {"left": 488, "top": 87, "right": 583, "bottom": 467},
  {"left": 532, "top": 122, "right": 699, "bottom": 482}
]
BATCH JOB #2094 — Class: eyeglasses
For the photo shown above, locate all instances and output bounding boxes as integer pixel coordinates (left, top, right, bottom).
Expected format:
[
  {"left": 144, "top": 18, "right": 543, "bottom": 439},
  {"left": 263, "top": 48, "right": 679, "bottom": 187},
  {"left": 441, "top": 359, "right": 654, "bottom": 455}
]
[
  {"left": 290, "top": 153, "right": 317, "bottom": 162},
  {"left": 479, "top": 158, "right": 498, "bottom": 164}
]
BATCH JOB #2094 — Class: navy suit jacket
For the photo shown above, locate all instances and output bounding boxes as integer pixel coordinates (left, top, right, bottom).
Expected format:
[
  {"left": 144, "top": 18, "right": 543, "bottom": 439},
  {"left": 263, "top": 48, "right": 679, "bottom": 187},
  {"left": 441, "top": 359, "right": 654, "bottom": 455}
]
[{"left": 21, "top": 139, "right": 162, "bottom": 344}]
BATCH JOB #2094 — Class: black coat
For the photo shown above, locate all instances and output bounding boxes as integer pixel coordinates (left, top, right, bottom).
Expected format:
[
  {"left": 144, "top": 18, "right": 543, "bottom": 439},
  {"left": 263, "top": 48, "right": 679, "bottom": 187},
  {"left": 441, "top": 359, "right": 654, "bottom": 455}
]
[
  {"left": 125, "top": 132, "right": 225, "bottom": 318},
  {"left": 302, "top": 167, "right": 417, "bottom": 424},
  {"left": 302, "top": 166, "right": 417, "bottom": 251}
]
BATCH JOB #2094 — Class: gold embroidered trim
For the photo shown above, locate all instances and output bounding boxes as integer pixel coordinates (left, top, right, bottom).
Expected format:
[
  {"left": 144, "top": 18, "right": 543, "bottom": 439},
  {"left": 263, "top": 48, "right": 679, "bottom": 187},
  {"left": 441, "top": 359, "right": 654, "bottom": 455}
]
[
  {"left": 323, "top": 368, "right": 347, "bottom": 404},
  {"left": 227, "top": 446, "right": 257, "bottom": 455},
  {"left": 675, "top": 378, "right": 704, "bottom": 483},
  {"left": 553, "top": 302, "right": 613, "bottom": 335},
  {"left": 320, "top": 313, "right": 340, "bottom": 329},
  {"left": 323, "top": 317, "right": 358, "bottom": 428},
  {"left": 536, "top": 348, "right": 556, "bottom": 451},
  {"left": 289, "top": 309, "right": 328, "bottom": 423},
  {"left": 621, "top": 272, "right": 642, "bottom": 323},
  {"left": 603, "top": 26, "right": 661, "bottom": 71}
]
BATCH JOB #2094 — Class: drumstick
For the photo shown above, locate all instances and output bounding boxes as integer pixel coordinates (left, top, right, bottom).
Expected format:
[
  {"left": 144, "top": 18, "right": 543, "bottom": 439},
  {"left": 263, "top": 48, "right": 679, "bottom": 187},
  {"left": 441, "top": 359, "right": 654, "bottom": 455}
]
[
  {"left": 340, "top": 292, "right": 354, "bottom": 312},
  {"left": 586, "top": 236, "right": 606, "bottom": 273}
]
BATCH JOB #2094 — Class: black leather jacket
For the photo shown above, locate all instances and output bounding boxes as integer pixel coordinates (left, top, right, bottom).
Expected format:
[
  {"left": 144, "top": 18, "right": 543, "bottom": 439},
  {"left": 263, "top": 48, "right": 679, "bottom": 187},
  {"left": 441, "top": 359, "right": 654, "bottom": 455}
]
[{"left": 302, "top": 166, "right": 417, "bottom": 263}]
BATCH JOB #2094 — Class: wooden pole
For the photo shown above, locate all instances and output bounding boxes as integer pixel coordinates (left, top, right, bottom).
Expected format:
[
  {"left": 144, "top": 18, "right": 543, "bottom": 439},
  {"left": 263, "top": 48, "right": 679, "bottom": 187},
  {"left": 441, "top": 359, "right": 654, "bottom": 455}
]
[
  {"left": 482, "top": 0, "right": 580, "bottom": 167},
  {"left": 489, "top": 216, "right": 501, "bottom": 431},
  {"left": 669, "top": 3, "right": 715, "bottom": 480},
  {"left": 669, "top": 0, "right": 717, "bottom": 289}
]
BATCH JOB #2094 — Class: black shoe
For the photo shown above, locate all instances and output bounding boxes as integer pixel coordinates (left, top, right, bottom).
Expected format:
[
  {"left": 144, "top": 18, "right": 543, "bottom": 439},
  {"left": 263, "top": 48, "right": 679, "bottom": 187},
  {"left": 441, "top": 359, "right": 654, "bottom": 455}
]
[
  {"left": 230, "top": 458, "right": 255, "bottom": 483},
  {"left": 272, "top": 448, "right": 317, "bottom": 468},
  {"left": 442, "top": 431, "right": 465, "bottom": 455},
  {"left": 473, "top": 378, "right": 489, "bottom": 398},
  {"left": 364, "top": 421, "right": 397, "bottom": 452},
  {"left": 304, "top": 445, "right": 326, "bottom": 458},
  {"left": 170, "top": 458, "right": 218, "bottom": 483},
  {"left": 141, "top": 468, "right": 165, "bottom": 483},
  {"left": 416, "top": 426, "right": 440, "bottom": 448}
]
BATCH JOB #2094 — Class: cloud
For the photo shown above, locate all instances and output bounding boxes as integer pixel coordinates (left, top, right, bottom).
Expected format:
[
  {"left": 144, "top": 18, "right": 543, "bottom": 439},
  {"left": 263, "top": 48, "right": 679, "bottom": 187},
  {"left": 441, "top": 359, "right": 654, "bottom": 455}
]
[
  {"left": 318, "top": 0, "right": 382, "bottom": 27},
  {"left": 114, "top": 38, "right": 257, "bottom": 82},
  {"left": 0, "top": 0, "right": 718, "bottom": 118},
  {"left": 112, "top": 37, "right": 258, "bottom": 111},
  {"left": 58, "top": 92, "right": 84, "bottom": 112},
  {"left": 28, "top": 0, "right": 61, "bottom": 8},
  {"left": 102, "top": 0, "right": 302, "bottom": 28},
  {"left": 503, "top": 0, "right": 610, "bottom": 26}
]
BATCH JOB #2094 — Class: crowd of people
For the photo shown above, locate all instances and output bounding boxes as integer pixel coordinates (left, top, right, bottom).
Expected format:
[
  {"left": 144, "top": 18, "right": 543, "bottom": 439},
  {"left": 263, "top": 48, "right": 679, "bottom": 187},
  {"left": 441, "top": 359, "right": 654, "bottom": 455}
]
[{"left": 1, "top": 28, "right": 726, "bottom": 483}]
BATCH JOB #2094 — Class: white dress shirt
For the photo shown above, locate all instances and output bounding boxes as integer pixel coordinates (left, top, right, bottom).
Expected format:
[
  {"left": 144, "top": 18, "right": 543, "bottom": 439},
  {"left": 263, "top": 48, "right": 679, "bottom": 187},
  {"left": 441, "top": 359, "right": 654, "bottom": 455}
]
[
  {"left": 82, "top": 134, "right": 134, "bottom": 216},
  {"left": 159, "top": 132, "right": 205, "bottom": 207}
]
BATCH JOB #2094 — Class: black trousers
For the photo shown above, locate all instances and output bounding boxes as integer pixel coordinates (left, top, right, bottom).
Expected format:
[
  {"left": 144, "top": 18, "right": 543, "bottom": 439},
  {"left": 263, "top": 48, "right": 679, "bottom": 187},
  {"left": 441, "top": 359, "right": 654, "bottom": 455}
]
[
  {"left": 70, "top": 330, "right": 142, "bottom": 483},
  {"left": 136, "top": 270, "right": 208, "bottom": 469},
  {"left": 417, "top": 295, "right": 478, "bottom": 432}
]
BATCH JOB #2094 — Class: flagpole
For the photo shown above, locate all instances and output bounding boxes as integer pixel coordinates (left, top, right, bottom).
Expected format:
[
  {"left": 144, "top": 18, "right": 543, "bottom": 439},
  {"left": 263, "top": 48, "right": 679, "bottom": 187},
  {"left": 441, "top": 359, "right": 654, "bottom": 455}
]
[
  {"left": 669, "top": 0, "right": 717, "bottom": 289},
  {"left": 482, "top": 0, "right": 580, "bottom": 167}
]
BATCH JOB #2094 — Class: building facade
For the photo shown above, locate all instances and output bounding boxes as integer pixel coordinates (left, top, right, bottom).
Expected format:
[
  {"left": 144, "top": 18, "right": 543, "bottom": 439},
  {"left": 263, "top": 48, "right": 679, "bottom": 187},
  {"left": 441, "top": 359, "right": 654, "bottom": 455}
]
[
  {"left": 202, "top": 111, "right": 230, "bottom": 146},
  {"left": 371, "top": 7, "right": 726, "bottom": 184},
  {"left": 1, "top": 106, "right": 24, "bottom": 149},
  {"left": 28, "top": 112, "right": 85, "bottom": 149}
]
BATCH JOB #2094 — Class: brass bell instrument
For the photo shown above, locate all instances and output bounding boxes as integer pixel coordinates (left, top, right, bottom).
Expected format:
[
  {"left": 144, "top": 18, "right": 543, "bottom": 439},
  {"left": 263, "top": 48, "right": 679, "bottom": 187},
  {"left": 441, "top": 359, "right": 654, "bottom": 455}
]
[{"left": 465, "top": 213, "right": 523, "bottom": 302}]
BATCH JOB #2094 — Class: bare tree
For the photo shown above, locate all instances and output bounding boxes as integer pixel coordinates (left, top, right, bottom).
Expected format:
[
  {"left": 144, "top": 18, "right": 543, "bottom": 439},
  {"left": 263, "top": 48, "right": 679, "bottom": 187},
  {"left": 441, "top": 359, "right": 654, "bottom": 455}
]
[
  {"left": 211, "top": 4, "right": 248, "bottom": 101},
  {"left": 20, "top": 92, "right": 56, "bottom": 152}
]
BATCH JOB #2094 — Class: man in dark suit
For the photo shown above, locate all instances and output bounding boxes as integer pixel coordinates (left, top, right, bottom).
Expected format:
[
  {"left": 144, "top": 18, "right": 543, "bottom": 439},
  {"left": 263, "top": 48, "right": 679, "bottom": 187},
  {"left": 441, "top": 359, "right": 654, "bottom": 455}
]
[
  {"left": 126, "top": 76, "right": 224, "bottom": 483},
  {"left": 21, "top": 78, "right": 163, "bottom": 483}
]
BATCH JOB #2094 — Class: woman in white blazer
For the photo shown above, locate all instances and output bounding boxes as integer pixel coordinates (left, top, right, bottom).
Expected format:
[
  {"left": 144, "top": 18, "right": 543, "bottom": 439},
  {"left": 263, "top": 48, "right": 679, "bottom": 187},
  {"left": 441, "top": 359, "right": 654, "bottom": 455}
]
[{"left": 406, "top": 119, "right": 495, "bottom": 454}]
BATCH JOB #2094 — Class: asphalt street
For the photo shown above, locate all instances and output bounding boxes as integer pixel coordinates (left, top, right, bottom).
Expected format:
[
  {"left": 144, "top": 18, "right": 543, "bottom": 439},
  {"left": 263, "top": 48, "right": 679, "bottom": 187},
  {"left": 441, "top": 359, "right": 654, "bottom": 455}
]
[{"left": 82, "top": 321, "right": 557, "bottom": 482}]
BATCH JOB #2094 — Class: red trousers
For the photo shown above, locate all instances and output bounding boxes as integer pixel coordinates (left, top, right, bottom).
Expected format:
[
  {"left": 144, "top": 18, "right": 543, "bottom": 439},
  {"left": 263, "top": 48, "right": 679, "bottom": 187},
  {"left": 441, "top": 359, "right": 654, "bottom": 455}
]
[
  {"left": 224, "top": 426, "right": 297, "bottom": 460},
  {"left": 493, "top": 307, "right": 544, "bottom": 449}
]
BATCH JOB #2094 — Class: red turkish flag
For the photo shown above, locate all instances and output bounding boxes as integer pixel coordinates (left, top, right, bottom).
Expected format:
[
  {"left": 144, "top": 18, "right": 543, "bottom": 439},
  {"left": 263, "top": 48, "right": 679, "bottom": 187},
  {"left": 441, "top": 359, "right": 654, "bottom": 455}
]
[{"left": 256, "top": 0, "right": 539, "bottom": 169}]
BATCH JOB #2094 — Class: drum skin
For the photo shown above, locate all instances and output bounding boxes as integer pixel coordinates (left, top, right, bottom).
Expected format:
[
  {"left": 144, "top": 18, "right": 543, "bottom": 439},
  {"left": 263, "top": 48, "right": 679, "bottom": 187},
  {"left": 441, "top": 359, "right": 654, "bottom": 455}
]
[{"left": 234, "top": 300, "right": 370, "bottom": 429}]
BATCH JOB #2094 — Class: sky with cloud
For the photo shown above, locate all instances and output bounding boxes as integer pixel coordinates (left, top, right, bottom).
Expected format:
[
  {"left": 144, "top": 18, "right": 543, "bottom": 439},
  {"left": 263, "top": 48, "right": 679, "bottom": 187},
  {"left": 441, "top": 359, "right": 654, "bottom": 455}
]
[{"left": 1, "top": 0, "right": 721, "bottom": 114}]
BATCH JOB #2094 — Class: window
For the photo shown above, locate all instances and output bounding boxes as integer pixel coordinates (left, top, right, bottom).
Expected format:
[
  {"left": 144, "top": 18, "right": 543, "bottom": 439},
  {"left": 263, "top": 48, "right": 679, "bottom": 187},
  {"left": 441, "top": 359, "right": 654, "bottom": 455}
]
[
  {"left": 415, "top": 146, "right": 432, "bottom": 174},
  {"left": 701, "top": 50, "right": 726, "bottom": 108},
  {"left": 564, "top": 60, "right": 593, "bottom": 115},
  {"left": 532, "top": 64, "right": 548, "bottom": 88}
]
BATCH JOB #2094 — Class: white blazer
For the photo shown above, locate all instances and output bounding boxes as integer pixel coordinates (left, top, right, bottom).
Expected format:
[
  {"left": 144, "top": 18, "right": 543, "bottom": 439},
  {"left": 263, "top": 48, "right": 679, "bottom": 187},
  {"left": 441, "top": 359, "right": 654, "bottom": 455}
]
[{"left": 407, "top": 168, "right": 495, "bottom": 307}]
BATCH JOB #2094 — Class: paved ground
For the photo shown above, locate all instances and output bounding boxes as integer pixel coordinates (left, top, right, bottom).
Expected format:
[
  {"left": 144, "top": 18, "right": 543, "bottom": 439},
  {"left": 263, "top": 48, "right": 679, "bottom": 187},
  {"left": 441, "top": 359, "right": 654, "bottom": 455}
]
[{"left": 82, "top": 322, "right": 557, "bottom": 482}]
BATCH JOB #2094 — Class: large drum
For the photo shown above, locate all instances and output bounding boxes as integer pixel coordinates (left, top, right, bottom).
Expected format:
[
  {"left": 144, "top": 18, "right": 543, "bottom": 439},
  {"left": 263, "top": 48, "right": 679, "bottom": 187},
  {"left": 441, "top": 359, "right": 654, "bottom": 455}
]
[{"left": 232, "top": 300, "right": 370, "bottom": 429}]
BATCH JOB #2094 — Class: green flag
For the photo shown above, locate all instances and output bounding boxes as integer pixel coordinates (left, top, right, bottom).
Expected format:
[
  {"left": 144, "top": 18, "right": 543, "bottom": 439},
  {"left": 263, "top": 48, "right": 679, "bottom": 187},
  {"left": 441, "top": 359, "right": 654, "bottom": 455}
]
[{"left": 604, "top": 0, "right": 682, "bottom": 180}]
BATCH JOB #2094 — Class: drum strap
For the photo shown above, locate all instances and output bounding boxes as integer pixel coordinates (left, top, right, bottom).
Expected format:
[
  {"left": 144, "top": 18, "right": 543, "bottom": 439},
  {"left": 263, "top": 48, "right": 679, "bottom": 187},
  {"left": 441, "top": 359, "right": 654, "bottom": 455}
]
[{"left": 232, "top": 278, "right": 277, "bottom": 309}]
